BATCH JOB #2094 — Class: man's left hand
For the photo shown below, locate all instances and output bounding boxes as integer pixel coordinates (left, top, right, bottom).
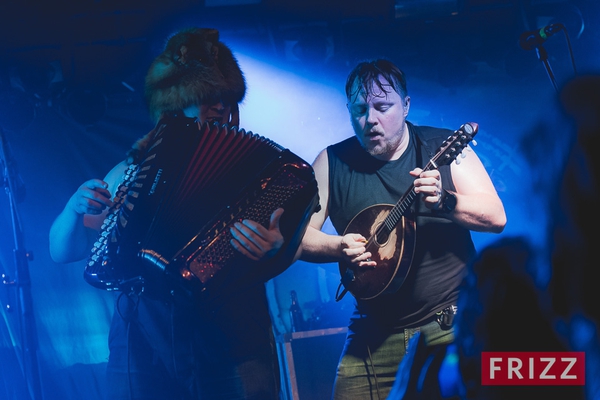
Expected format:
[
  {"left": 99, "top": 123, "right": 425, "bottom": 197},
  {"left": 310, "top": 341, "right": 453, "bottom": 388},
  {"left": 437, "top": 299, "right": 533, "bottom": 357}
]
[{"left": 410, "top": 168, "right": 443, "bottom": 209}]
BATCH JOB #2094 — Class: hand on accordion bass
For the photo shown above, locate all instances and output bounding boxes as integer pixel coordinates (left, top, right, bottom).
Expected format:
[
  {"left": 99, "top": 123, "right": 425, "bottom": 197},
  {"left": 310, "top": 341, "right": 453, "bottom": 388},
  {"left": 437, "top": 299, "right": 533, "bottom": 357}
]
[{"left": 229, "top": 208, "right": 285, "bottom": 262}]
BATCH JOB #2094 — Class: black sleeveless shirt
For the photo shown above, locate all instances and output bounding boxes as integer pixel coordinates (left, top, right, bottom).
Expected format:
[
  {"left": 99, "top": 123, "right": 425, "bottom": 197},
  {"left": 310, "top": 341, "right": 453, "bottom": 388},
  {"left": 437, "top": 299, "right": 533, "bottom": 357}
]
[{"left": 327, "top": 122, "right": 475, "bottom": 329}]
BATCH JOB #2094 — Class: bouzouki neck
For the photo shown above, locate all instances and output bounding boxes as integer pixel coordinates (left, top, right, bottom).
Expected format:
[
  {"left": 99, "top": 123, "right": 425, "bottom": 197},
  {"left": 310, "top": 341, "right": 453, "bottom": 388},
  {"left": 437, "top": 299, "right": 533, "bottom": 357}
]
[{"left": 377, "top": 122, "right": 478, "bottom": 238}]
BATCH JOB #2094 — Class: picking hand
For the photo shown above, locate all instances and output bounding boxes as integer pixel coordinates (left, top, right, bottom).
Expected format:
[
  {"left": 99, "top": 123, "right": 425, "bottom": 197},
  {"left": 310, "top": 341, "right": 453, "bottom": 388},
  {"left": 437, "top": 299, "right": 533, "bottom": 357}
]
[
  {"left": 341, "top": 233, "right": 377, "bottom": 267},
  {"left": 230, "top": 208, "right": 285, "bottom": 261}
]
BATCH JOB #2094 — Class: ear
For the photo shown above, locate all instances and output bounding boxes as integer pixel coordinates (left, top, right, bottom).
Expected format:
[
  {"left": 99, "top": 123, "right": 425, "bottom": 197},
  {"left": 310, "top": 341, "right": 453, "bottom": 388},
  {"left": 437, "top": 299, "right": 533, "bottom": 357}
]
[{"left": 404, "top": 96, "right": 411, "bottom": 117}]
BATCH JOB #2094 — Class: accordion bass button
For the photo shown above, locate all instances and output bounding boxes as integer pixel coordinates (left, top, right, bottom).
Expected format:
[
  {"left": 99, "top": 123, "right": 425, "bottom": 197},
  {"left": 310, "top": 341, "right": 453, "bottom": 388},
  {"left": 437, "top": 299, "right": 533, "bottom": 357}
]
[{"left": 179, "top": 268, "right": 194, "bottom": 281}]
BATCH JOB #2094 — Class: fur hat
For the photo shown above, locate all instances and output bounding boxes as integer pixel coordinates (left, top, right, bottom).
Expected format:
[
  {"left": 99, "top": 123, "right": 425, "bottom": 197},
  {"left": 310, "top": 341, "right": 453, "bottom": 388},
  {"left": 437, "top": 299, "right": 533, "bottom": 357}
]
[{"left": 145, "top": 27, "right": 246, "bottom": 124}]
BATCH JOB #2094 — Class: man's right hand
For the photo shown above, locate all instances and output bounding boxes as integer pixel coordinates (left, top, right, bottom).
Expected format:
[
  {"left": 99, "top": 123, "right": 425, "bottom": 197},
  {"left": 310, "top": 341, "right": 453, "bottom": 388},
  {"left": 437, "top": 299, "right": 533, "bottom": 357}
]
[{"left": 341, "top": 233, "right": 377, "bottom": 267}]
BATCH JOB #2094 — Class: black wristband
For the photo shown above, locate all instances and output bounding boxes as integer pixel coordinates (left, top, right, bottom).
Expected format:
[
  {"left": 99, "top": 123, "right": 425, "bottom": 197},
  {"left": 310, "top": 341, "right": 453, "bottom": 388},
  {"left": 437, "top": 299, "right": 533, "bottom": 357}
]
[{"left": 439, "top": 190, "right": 457, "bottom": 213}]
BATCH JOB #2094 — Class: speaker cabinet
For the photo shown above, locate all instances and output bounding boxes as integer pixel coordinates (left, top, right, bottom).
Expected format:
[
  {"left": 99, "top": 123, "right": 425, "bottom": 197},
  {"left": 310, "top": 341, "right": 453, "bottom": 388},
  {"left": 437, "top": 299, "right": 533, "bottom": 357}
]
[{"left": 277, "top": 327, "right": 347, "bottom": 400}]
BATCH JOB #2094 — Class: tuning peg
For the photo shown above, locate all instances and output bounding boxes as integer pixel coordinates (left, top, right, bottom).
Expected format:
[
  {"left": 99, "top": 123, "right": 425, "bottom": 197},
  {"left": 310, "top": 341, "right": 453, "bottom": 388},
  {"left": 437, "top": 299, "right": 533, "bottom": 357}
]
[{"left": 472, "top": 139, "right": 477, "bottom": 146}]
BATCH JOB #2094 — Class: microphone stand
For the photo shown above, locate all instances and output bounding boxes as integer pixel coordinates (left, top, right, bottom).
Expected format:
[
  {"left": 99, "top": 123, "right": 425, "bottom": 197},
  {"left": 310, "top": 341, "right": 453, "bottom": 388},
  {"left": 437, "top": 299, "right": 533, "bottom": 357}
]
[
  {"left": 1, "top": 126, "right": 43, "bottom": 400},
  {"left": 535, "top": 44, "right": 559, "bottom": 93}
]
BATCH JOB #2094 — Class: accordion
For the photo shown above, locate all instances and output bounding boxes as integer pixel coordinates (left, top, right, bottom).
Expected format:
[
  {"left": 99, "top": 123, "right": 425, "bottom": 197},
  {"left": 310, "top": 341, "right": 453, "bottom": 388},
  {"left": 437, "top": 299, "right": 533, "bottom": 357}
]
[{"left": 84, "top": 115, "right": 320, "bottom": 299}]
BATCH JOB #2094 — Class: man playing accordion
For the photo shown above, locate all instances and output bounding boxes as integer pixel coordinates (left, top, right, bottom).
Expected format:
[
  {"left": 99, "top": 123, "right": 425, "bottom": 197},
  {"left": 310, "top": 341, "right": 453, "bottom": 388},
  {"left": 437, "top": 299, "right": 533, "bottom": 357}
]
[{"left": 49, "top": 27, "right": 298, "bottom": 400}]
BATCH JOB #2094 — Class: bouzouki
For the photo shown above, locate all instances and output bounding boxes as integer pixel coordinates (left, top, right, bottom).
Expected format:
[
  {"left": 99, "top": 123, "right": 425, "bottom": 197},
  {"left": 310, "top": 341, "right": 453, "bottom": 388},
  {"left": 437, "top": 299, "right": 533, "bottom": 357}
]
[{"left": 336, "top": 122, "right": 478, "bottom": 301}]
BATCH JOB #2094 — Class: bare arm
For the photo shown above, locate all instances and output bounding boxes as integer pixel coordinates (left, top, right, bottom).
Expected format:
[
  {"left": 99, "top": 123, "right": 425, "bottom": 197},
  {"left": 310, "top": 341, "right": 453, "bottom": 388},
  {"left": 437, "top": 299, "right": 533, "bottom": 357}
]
[
  {"left": 448, "top": 146, "right": 506, "bottom": 232},
  {"left": 412, "top": 145, "right": 506, "bottom": 233},
  {"left": 49, "top": 162, "right": 128, "bottom": 264},
  {"left": 299, "top": 149, "right": 375, "bottom": 266}
]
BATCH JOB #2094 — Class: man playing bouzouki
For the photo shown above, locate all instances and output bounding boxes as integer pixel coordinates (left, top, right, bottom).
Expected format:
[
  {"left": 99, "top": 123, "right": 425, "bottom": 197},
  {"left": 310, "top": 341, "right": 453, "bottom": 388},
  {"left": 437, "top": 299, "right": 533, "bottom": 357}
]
[{"left": 299, "top": 58, "right": 506, "bottom": 399}]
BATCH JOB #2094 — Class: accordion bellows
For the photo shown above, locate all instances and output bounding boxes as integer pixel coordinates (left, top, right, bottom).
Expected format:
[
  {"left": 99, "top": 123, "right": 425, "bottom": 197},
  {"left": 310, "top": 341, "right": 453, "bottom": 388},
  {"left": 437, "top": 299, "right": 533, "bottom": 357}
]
[{"left": 85, "top": 115, "right": 319, "bottom": 299}]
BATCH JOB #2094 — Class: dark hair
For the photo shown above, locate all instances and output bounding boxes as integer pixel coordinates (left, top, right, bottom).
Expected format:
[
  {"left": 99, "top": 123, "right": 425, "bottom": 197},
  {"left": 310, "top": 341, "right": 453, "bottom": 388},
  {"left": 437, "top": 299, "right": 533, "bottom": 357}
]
[{"left": 345, "top": 59, "right": 408, "bottom": 103}]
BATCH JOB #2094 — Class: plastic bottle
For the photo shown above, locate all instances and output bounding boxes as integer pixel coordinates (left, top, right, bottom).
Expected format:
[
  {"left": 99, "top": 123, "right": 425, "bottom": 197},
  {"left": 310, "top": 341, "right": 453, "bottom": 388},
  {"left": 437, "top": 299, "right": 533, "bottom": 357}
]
[{"left": 289, "top": 290, "right": 305, "bottom": 332}]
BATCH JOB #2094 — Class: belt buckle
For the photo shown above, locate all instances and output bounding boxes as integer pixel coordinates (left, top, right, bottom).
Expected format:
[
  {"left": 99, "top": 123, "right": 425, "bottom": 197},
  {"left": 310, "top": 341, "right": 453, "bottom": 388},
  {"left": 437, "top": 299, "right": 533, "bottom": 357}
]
[{"left": 436, "top": 305, "right": 457, "bottom": 330}]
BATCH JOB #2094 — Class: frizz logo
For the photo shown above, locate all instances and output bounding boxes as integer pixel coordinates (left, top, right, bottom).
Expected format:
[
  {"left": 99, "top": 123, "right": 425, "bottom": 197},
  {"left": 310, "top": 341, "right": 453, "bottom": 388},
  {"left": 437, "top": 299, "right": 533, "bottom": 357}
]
[{"left": 481, "top": 352, "right": 585, "bottom": 385}]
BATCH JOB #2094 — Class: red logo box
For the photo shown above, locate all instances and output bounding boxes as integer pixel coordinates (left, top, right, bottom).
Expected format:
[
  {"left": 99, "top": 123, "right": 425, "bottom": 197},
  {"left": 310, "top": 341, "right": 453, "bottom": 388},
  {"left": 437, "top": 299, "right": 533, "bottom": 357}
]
[{"left": 481, "top": 352, "right": 585, "bottom": 385}]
